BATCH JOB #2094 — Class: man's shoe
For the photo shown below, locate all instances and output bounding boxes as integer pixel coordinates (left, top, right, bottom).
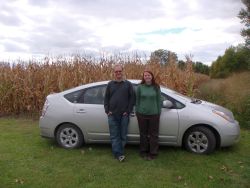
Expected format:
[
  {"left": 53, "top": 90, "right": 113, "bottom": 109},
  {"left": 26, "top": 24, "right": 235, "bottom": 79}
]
[
  {"left": 146, "top": 155, "right": 156, "bottom": 161},
  {"left": 139, "top": 152, "right": 148, "bottom": 158},
  {"left": 118, "top": 155, "right": 125, "bottom": 162}
]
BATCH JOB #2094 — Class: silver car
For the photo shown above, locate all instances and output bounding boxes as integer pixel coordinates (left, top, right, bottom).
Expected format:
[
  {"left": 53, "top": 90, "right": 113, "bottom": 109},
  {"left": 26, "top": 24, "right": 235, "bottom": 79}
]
[{"left": 39, "top": 80, "right": 240, "bottom": 154}]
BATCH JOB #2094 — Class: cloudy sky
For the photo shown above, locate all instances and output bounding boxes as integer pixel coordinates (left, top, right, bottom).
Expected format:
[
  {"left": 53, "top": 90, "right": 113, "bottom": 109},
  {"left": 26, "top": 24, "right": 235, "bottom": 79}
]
[{"left": 0, "top": 0, "right": 245, "bottom": 65}]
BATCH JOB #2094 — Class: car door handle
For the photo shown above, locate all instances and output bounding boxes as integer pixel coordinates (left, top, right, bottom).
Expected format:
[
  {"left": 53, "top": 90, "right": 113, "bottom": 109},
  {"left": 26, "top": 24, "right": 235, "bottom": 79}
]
[{"left": 76, "top": 109, "right": 86, "bottom": 113}]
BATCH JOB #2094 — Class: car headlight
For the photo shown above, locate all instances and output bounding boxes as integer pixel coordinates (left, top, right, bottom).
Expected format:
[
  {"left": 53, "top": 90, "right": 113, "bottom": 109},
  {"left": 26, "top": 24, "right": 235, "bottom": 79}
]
[{"left": 212, "top": 109, "right": 234, "bottom": 123}]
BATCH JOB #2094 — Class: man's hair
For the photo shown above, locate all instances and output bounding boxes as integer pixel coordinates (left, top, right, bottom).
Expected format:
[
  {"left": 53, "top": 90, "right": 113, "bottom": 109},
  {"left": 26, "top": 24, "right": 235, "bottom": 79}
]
[{"left": 113, "top": 64, "right": 123, "bottom": 71}]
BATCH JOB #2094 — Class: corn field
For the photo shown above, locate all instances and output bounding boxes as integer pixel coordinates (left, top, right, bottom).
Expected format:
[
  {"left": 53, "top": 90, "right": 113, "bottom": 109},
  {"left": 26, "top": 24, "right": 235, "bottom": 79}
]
[{"left": 0, "top": 55, "right": 209, "bottom": 116}]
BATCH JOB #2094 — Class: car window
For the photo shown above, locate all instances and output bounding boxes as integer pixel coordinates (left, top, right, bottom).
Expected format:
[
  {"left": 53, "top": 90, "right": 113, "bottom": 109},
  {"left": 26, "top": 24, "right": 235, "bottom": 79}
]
[
  {"left": 65, "top": 83, "right": 185, "bottom": 109},
  {"left": 64, "top": 89, "right": 84, "bottom": 103},
  {"left": 161, "top": 93, "right": 185, "bottom": 109},
  {"left": 78, "top": 85, "right": 107, "bottom": 104},
  {"left": 133, "top": 84, "right": 184, "bottom": 109}
]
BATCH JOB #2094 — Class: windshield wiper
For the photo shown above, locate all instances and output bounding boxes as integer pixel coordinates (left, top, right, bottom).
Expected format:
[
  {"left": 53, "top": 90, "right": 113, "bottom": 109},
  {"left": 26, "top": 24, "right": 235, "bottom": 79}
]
[{"left": 191, "top": 98, "right": 202, "bottom": 104}]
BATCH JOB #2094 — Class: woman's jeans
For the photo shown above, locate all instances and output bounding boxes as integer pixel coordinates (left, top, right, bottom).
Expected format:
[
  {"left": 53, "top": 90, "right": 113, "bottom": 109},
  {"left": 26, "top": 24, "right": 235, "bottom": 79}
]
[{"left": 108, "top": 114, "right": 129, "bottom": 158}]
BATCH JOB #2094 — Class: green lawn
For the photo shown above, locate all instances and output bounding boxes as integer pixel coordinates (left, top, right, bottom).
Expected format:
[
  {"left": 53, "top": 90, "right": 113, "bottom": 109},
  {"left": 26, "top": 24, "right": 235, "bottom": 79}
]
[{"left": 0, "top": 118, "right": 249, "bottom": 188}]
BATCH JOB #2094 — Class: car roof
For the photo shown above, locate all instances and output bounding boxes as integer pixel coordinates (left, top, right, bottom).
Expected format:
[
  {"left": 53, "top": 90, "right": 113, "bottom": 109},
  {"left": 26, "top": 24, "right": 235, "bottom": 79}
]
[
  {"left": 60, "top": 79, "right": 141, "bottom": 94},
  {"left": 53, "top": 79, "right": 190, "bottom": 104}
]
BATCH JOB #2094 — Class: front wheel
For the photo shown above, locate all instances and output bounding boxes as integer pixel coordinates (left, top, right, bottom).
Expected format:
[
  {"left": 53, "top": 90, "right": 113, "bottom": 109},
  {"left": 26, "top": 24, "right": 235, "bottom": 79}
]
[
  {"left": 184, "top": 126, "right": 216, "bottom": 154},
  {"left": 56, "top": 124, "right": 83, "bottom": 149}
]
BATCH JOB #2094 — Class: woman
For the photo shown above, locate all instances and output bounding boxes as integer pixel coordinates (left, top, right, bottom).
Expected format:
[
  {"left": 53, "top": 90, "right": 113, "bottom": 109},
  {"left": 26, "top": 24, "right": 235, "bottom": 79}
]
[{"left": 136, "top": 70, "right": 162, "bottom": 160}]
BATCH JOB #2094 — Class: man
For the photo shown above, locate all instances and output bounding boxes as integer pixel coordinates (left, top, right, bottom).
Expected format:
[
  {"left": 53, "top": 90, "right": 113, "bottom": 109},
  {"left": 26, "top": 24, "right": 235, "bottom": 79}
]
[{"left": 104, "top": 64, "right": 135, "bottom": 162}]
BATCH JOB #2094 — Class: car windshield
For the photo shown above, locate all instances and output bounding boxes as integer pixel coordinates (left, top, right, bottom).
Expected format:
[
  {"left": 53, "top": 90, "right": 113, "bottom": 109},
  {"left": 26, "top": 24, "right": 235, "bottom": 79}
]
[
  {"left": 160, "top": 85, "right": 193, "bottom": 102},
  {"left": 161, "top": 86, "right": 203, "bottom": 104}
]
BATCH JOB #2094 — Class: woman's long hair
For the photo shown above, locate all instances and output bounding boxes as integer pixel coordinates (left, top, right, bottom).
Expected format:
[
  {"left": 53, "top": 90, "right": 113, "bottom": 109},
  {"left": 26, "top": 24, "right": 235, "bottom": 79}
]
[{"left": 140, "top": 70, "right": 159, "bottom": 90}]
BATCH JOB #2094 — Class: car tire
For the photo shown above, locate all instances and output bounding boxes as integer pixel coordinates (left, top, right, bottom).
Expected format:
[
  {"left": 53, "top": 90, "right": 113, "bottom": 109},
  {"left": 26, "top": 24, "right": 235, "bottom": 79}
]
[
  {"left": 56, "top": 124, "right": 83, "bottom": 149},
  {"left": 184, "top": 126, "right": 216, "bottom": 154}
]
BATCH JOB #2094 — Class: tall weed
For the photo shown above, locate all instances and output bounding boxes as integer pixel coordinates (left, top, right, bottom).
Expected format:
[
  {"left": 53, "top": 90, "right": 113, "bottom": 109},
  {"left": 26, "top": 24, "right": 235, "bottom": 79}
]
[{"left": 196, "top": 72, "right": 250, "bottom": 129}]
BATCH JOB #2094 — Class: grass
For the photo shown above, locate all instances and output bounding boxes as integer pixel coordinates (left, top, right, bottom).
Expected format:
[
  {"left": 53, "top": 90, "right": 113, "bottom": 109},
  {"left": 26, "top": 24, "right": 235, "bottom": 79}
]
[{"left": 0, "top": 118, "right": 250, "bottom": 188}]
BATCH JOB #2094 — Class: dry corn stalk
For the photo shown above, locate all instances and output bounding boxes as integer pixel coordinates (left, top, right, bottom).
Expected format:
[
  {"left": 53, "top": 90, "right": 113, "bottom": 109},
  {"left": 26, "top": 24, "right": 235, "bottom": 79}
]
[{"left": 0, "top": 55, "right": 209, "bottom": 116}]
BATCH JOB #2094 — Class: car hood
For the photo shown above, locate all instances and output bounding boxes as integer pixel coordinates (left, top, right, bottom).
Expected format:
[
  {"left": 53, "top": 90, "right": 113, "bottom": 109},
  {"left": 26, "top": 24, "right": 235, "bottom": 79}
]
[{"left": 200, "top": 100, "right": 235, "bottom": 120}]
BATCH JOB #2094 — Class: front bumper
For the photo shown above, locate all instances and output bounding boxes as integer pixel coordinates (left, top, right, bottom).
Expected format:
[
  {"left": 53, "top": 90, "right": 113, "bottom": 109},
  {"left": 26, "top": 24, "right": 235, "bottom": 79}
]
[{"left": 220, "top": 120, "right": 240, "bottom": 147}]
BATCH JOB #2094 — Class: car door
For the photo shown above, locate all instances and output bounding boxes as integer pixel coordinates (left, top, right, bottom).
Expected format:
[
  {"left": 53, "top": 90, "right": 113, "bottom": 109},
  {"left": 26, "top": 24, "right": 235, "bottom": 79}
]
[
  {"left": 126, "top": 85, "right": 139, "bottom": 143},
  {"left": 159, "top": 93, "right": 183, "bottom": 143},
  {"left": 73, "top": 85, "right": 110, "bottom": 143},
  {"left": 126, "top": 107, "right": 140, "bottom": 143},
  {"left": 127, "top": 88, "right": 181, "bottom": 144}
]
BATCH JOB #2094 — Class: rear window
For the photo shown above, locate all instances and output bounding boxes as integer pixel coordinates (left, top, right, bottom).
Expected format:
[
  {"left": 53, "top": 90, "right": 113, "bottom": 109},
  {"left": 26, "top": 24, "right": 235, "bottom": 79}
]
[
  {"left": 64, "top": 85, "right": 107, "bottom": 104},
  {"left": 64, "top": 89, "right": 84, "bottom": 103},
  {"left": 78, "top": 85, "right": 107, "bottom": 104}
]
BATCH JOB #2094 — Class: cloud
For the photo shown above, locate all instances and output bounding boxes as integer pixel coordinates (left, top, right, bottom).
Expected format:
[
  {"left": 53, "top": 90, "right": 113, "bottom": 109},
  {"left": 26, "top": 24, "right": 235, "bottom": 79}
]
[
  {"left": 0, "top": 2, "right": 22, "bottom": 26},
  {"left": 0, "top": 0, "right": 245, "bottom": 64},
  {"left": 1, "top": 39, "right": 28, "bottom": 52},
  {"left": 171, "top": 0, "right": 242, "bottom": 20},
  {"left": 57, "top": 0, "right": 165, "bottom": 20},
  {"left": 138, "top": 28, "right": 187, "bottom": 36},
  {"left": 28, "top": 0, "right": 50, "bottom": 7},
  {"left": 26, "top": 15, "right": 99, "bottom": 53},
  {"left": 187, "top": 43, "right": 233, "bottom": 64}
]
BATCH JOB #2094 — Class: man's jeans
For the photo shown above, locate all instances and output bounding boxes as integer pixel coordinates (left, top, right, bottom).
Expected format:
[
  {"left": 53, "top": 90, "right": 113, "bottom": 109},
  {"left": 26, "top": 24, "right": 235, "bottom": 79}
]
[{"left": 108, "top": 114, "right": 129, "bottom": 158}]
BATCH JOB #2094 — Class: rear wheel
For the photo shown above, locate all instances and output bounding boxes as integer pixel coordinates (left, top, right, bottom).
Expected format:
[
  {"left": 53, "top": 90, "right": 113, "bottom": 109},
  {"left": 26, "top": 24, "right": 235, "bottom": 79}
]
[
  {"left": 56, "top": 124, "right": 83, "bottom": 149},
  {"left": 184, "top": 126, "right": 216, "bottom": 154}
]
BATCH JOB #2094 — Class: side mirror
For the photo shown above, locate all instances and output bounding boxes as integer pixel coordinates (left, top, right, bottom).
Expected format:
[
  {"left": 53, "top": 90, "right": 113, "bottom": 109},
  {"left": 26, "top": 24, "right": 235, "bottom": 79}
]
[{"left": 163, "top": 100, "right": 173, "bottom": 109}]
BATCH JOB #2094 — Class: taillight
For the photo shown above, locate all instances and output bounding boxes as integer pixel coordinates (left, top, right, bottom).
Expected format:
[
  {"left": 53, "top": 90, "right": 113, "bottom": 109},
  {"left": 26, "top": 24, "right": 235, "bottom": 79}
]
[{"left": 41, "top": 99, "right": 49, "bottom": 118}]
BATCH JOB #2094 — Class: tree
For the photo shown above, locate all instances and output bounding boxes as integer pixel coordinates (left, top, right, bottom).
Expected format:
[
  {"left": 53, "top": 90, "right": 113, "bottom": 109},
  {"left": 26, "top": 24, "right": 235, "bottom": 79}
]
[
  {"left": 150, "top": 49, "right": 178, "bottom": 65},
  {"left": 235, "top": 44, "right": 250, "bottom": 70},
  {"left": 238, "top": 0, "right": 250, "bottom": 48},
  {"left": 223, "top": 47, "right": 238, "bottom": 71},
  {"left": 210, "top": 45, "right": 250, "bottom": 78},
  {"left": 192, "top": 62, "right": 210, "bottom": 75},
  {"left": 177, "top": 60, "right": 210, "bottom": 75},
  {"left": 177, "top": 60, "right": 186, "bottom": 70}
]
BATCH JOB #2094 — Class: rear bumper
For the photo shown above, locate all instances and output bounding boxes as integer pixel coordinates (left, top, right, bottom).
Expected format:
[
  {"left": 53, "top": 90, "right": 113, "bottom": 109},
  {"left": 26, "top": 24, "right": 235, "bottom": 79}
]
[
  {"left": 41, "top": 135, "right": 54, "bottom": 139},
  {"left": 40, "top": 127, "right": 54, "bottom": 138},
  {"left": 39, "top": 116, "right": 56, "bottom": 138}
]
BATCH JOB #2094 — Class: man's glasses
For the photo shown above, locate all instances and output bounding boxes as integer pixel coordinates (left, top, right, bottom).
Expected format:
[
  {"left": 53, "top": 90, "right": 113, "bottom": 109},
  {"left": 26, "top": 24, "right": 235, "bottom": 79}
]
[{"left": 115, "top": 70, "right": 122, "bottom": 73}]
